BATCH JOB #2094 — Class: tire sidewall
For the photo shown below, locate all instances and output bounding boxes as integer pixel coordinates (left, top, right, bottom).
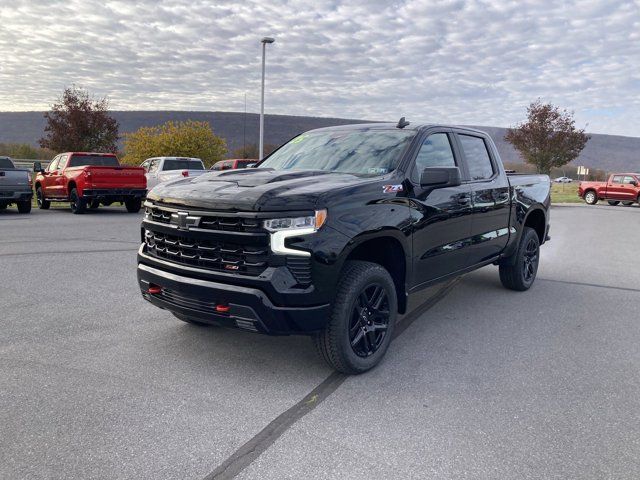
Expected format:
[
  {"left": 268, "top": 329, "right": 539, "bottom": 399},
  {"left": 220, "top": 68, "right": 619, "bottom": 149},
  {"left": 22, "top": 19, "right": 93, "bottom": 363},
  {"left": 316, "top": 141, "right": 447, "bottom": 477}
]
[
  {"left": 585, "top": 191, "right": 597, "bottom": 204},
  {"left": 333, "top": 263, "right": 397, "bottom": 373}
]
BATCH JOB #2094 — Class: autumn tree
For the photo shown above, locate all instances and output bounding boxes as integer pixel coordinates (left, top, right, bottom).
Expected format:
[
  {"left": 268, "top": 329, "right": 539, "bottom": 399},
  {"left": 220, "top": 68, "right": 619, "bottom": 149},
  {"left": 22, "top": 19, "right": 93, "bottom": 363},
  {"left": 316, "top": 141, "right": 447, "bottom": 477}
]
[
  {"left": 122, "top": 120, "right": 227, "bottom": 168},
  {"left": 505, "top": 100, "right": 590, "bottom": 175},
  {"left": 39, "top": 86, "right": 119, "bottom": 153}
]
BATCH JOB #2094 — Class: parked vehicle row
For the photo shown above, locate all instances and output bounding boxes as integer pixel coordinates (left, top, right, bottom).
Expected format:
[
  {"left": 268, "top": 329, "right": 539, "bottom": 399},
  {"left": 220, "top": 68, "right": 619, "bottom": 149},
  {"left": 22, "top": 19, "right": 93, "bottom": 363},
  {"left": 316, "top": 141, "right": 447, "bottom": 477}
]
[
  {"left": 0, "top": 156, "right": 33, "bottom": 213},
  {"left": 137, "top": 122, "right": 551, "bottom": 374},
  {"left": 579, "top": 173, "right": 640, "bottom": 206},
  {"left": 1, "top": 152, "right": 263, "bottom": 215}
]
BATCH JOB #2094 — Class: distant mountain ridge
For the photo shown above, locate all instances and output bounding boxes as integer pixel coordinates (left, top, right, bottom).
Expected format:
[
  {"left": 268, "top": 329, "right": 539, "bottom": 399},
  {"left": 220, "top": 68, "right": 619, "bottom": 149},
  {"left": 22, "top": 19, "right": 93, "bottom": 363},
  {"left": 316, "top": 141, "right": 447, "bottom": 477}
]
[{"left": 0, "top": 111, "right": 637, "bottom": 172}]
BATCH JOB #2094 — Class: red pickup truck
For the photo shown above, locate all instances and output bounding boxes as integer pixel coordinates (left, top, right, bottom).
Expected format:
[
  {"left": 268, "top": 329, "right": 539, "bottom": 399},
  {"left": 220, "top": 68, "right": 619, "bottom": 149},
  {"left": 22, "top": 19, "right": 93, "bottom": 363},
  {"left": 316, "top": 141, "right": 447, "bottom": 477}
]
[
  {"left": 34, "top": 152, "right": 146, "bottom": 214},
  {"left": 579, "top": 173, "right": 640, "bottom": 206}
]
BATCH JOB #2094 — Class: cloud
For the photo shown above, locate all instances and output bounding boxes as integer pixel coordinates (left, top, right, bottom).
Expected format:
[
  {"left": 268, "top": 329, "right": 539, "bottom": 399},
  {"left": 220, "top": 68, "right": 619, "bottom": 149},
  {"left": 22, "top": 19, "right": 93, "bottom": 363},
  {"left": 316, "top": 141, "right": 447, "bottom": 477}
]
[{"left": 1, "top": 0, "right": 639, "bottom": 136}]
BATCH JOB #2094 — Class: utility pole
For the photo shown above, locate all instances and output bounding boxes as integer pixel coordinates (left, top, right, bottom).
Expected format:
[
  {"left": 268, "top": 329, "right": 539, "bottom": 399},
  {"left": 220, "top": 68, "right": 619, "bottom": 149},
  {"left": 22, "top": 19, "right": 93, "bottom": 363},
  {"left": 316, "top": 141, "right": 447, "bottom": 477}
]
[{"left": 259, "top": 36, "right": 275, "bottom": 160}]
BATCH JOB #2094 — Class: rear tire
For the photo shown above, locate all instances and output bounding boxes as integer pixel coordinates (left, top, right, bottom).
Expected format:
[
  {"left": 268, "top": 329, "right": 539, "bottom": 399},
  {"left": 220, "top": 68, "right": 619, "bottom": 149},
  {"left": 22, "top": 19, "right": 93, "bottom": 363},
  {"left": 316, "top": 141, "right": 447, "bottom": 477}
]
[
  {"left": 36, "top": 187, "right": 50, "bottom": 209},
  {"left": 607, "top": 200, "right": 620, "bottom": 206},
  {"left": 89, "top": 199, "right": 100, "bottom": 209},
  {"left": 313, "top": 260, "right": 397, "bottom": 374},
  {"left": 622, "top": 201, "right": 634, "bottom": 206},
  {"left": 172, "top": 312, "right": 212, "bottom": 326},
  {"left": 69, "top": 188, "right": 86, "bottom": 214},
  {"left": 584, "top": 190, "right": 597, "bottom": 205},
  {"left": 499, "top": 227, "right": 540, "bottom": 291},
  {"left": 125, "top": 198, "right": 142, "bottom": 213},
  {"left": 17, "top": 200, "right": 31, "bottom": 214}
]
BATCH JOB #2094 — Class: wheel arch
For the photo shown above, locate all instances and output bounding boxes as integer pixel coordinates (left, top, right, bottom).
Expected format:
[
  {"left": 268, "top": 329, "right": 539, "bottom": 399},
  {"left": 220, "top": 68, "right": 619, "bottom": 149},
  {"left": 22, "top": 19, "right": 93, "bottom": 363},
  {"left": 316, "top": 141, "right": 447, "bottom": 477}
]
[
  {"left": 523, "top": 207, "right": 547, "bottom": 245},
  {"left": 341, "top": 232, "right": 409, "bottom": 314}
]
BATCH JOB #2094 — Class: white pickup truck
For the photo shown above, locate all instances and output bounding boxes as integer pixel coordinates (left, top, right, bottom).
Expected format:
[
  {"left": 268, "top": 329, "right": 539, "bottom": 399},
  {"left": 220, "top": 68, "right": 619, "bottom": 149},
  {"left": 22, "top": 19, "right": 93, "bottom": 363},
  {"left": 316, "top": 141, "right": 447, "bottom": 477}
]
[
  {"left": 141, "top": 157, "right": 207, "bottom": 190},
  {"left": 0, "top": 156, "right": 32, "bottom": 213}
]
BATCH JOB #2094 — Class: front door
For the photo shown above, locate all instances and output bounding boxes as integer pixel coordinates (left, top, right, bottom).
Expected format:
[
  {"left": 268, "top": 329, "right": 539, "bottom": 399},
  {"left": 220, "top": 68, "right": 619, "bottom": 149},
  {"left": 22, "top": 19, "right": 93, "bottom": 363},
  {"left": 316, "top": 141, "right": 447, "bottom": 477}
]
[
  {"left": 41, "top": 156, "right": 60, "bottom": 197},
  {"left": 407, "top": 130, "right": 474, "bottom": 288},
  {"left": 455, "top": 132, "right": 511, "bottom": 263}
]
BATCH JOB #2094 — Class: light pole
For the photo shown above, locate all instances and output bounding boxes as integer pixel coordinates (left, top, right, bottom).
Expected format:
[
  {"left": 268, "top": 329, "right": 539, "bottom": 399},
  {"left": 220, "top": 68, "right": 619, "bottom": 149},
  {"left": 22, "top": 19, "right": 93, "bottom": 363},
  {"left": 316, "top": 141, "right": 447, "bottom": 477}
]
[{"left": 259, "top": 36, "right": 275, "bottom": 160}]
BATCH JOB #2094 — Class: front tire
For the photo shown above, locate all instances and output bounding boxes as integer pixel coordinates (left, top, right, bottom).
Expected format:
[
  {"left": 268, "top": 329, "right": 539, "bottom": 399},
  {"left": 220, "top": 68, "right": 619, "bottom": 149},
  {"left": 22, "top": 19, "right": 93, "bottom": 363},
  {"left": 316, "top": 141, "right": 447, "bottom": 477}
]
[
  {"left": 584, "top": 190, "right": 597, "bottom": 205},
  {"left": 125, "top": 198, "right": 142, "bottom": 213},
  {"left": 622, "top": 201, "right": 634, "bottom": 206},
  {"left": 89, "top": 199, "right": 100, "bottom": 209},
  {"left": 17, "top": 200, "right": 31, "bottom": 214},
  {"left": 36, "top": 187, "right": 50, "bottom": 209},
  {"left": 499, "top": 227, "right": 540, "bottom": 291},
  {"left": 313, "top": 260, "right": 397, "bottom": 374},
  {"left": 69, "top": 188, "right": 86, "bottom": 214},
  {"left": 607, "top": 200, "right": 620, "bottom": 206}
]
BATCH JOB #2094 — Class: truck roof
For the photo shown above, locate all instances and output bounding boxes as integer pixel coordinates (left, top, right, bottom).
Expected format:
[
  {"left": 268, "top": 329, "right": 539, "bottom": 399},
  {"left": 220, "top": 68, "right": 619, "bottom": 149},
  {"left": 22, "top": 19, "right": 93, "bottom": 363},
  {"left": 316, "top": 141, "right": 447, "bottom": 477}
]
[
  {"left": 309, "top": 122, "right": 490, "bottom": 136},
  {"left": 59, "top": 152, "right": 117, "bottom": 156}
]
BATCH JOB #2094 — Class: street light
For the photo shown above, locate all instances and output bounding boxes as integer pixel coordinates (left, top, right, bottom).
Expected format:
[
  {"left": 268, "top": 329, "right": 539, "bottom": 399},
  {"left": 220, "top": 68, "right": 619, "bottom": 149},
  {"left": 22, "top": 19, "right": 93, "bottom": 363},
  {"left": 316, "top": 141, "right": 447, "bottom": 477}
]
[{"left": 259, "top": 36, "right": 275, "bottom": 160}]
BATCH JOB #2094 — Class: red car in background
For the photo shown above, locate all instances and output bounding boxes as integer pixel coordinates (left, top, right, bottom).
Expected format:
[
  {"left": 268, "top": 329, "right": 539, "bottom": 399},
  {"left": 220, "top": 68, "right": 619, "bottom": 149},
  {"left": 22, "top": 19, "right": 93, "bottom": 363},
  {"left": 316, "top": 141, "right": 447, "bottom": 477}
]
[
  {"left": 210, "top": 159, "right": 257, "bottom": 171},
  {"left": 579, "top": 173, "right": 640, "bottom": 206},
  {"left": 34, "top": 152, "right": 147, "bottom": 214}
]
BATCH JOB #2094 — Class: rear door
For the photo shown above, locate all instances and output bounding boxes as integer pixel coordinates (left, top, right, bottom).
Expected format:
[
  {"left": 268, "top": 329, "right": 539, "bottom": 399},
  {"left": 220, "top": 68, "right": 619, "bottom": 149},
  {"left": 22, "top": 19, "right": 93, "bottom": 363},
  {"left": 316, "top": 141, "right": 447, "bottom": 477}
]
[
  {"left": 455, "top": 131, "right": 511, "bottom": 264},
  {"left": 605, "top": 175, "right": 625, "bottom": 200},
  {"left": 408, "top": 129, "right": 474, "bottom": 286}
]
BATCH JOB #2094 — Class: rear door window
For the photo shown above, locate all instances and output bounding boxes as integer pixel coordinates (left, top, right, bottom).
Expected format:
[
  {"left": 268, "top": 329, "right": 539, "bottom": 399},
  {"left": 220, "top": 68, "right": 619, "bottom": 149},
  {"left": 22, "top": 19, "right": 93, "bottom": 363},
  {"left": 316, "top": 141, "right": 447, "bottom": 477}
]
[
  {"left": 458, "top": 134, "right": 494, "bottom": 181},
  {"left": 622, "top": 176, "right": 636, "bottom": 184}
]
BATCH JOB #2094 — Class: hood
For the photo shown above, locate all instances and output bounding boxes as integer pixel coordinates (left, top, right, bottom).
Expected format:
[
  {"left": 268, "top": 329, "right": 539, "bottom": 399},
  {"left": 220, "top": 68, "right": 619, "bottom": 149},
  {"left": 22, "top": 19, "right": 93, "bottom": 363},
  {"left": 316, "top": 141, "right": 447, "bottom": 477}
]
[{"left": 146, "top": 168, "right": 372, "bottom": 211}]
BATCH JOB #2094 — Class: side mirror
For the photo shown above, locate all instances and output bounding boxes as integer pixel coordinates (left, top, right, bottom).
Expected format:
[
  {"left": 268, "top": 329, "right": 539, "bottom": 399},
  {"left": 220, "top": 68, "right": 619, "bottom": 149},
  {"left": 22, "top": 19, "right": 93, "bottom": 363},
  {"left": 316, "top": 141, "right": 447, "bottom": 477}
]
[
  {"left": 33, "top": 161, "right": 42, "bottom": 173},
  {"left": 420, "top": 167, "right": 461, "bottom": 188}
]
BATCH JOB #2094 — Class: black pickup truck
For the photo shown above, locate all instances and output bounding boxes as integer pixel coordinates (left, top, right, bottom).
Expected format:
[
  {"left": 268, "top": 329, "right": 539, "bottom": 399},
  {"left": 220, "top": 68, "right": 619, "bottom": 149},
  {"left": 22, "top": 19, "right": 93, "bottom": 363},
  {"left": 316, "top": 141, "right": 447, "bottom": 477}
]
[{"left": 137, "top": 122, "right": 550, "bottom": 374}]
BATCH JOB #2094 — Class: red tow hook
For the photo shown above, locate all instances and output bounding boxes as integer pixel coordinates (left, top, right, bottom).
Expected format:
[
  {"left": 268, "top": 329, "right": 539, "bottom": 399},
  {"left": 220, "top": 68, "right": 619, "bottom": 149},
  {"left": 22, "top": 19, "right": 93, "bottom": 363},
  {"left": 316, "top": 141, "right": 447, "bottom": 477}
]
[
  {"left": 181, "top": 170, "right": 189, "bottom": 177},
  {"left": 147, "top": 284, "right": 162, "bottom": 294},
  {"left": 215, "top": 304, "right": 230, "bottom": 313}
]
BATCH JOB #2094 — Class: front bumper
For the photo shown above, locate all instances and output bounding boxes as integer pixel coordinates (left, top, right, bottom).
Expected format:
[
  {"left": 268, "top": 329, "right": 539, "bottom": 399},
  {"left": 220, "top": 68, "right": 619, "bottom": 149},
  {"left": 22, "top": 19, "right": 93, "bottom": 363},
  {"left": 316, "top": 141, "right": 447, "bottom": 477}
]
[
  {"left": 0, "top": 189, "right": 33, "bottom": 202},
  {"left": 137, "top": 263, "right": 330, "bottom": 335}
]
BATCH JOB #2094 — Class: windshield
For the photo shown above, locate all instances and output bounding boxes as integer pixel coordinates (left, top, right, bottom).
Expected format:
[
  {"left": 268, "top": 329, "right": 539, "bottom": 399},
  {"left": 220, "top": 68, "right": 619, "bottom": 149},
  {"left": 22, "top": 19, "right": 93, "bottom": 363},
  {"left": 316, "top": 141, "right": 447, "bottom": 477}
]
[
  {"left": 259, "top": 129, "right": 415, "bottom": 175},
  {"left": 68, "top": 155, "right": 119, "bottom": 167},
  {"left": 163, "top": 159, "right": 204, "bottom": 171}
]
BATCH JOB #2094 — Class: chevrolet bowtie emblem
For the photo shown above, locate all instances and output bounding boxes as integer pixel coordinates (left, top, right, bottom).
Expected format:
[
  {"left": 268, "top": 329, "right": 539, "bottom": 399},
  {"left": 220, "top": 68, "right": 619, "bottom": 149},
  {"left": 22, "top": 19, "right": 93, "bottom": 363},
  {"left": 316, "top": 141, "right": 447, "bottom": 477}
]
[{"left": 170, "top": 212, "right": 201, "bottom": 230}]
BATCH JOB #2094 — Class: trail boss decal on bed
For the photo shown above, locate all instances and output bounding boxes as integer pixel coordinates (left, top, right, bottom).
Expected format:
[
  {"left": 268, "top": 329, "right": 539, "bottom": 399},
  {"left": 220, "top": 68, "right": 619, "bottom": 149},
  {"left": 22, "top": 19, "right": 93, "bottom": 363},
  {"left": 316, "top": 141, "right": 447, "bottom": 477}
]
[{"left": 383, "top": 184, "right": 403, "bottom": 193}]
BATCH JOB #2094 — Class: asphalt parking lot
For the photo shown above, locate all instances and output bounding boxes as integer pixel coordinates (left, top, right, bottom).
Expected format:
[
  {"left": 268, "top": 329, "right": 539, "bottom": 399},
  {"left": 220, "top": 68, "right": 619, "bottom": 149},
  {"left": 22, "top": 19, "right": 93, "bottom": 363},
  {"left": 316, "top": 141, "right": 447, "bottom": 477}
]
[{"left": 1, "top": 203, "right": 639, "bottom": 479}]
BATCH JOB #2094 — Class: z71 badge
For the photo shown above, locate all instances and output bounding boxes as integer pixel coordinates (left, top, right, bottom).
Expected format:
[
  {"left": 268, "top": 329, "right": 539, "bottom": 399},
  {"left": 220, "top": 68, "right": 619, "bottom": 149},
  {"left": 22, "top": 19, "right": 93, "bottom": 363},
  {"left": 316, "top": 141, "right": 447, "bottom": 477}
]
[{"left": 382, "top": 184, "right": 403, "bottom": 193}]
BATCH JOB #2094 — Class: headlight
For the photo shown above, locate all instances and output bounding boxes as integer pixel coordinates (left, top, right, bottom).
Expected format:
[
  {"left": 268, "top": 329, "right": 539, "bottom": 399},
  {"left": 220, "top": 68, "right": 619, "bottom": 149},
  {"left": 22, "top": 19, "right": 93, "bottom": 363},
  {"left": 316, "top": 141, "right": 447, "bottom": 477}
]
[
  {"left": 263, "top": 209, "right": 327, "bottom": 232},
  {"left": 265, "top": 209, "right": 327, "bottom": 257}
]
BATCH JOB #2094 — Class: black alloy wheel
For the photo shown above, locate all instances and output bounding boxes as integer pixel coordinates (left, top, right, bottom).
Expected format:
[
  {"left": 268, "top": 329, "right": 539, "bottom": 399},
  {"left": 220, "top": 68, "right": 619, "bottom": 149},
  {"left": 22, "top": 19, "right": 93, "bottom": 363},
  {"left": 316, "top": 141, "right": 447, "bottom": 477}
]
[
  {"left": 522, "top": 236, "right": 539, "bottom": 284},
  {"left": 349, "top": 283, "right": 391, "bottom": 357}
]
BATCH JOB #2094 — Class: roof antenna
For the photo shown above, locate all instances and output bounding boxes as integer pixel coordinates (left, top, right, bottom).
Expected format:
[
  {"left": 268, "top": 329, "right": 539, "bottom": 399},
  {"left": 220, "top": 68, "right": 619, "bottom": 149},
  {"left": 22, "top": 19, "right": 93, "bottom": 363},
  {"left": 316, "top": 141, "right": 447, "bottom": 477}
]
[{"left": 396, "top": 117, "right": 410, "bottom": 129}]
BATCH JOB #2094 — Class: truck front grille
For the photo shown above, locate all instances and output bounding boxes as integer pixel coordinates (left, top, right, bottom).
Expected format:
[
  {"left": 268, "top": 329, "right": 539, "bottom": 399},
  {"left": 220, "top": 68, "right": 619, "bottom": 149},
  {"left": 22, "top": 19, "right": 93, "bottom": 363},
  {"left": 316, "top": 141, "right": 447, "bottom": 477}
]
[
  {"left": 144, "top": 230, "right": 269, "bottom": 276},
  {"left": 146, "top": 205, "right": 263, "bottom": 233}
]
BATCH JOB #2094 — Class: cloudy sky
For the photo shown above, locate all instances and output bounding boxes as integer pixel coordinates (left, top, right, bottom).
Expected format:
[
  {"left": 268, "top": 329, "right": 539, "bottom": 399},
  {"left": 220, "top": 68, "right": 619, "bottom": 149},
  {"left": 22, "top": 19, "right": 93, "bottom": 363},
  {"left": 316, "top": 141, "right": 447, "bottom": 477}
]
[{"left": 1, "top": 0, "right": 639, "bottom": 136}]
